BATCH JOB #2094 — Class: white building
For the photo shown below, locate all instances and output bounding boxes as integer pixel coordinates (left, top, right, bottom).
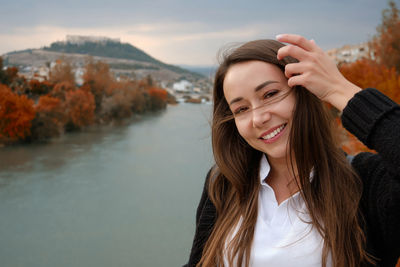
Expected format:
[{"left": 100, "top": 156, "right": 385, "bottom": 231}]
[
  {"left": 327, "top": 43, "right": 370, "bottom": 64},
  {"left": 75, "top": 67, "right": 85, "bottom": 85},
  {"left": 172, "top": 80, "right": 193, "bottom": 92}
]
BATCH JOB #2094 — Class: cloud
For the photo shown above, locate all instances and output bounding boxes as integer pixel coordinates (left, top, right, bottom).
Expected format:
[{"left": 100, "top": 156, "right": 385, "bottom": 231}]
[
  {"left": 0, "top": 22, "right": 283, "bottom": 65},
  {"left": 0, "top": 3, "right": 385, "bottom": 66}
]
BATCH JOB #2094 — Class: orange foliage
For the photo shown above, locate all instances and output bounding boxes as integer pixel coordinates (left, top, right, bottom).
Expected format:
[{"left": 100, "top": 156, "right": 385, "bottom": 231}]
[
  {"left": 31, "top": 95, "right": 66, "bottom": 140},
  {"left": 338, "top": 59, "right": 400, "bottom": 153},
  {"left": 100, "top": 80, "right": 147, "bottom": 120},
  {"left": 49, "top": 59, "right": 75, "bottom": 84},
  {"left": 138, "top": 79, "right": 148, "bottom": 89},
  {"left": 338, "top": 1, "right": 400, "bottom": 153},
  {"left": 340, "top": 59, "right": 400, "bottom": 103},
  {"left": 29, "top": 79, "right": 54, "bottom": 95},
  {"left": 50, "top": 81, "right": 75, "bottom": 100},
  {"left": 82, "top": 59, "right": 114, "bottom": 111},
  {"left": 80, "top": 82, "right": 92, "bottom": 93},
  {"left": 105, "top": 80, "right": 132, "bottom": 96},
  {"left": 146, "top": 87, "right": 168, "bottom": 110},
  {"left": 101, "top": 89, "right": 133, "bottom": 120},
  {"left": 0, "top": 64, "right": 27, "bottom": 94},
  {"left": 334, "top": 118, "right": 375, "bottom": 155},
  {"left": 83, "top": 59, "right": 113, "bottom": 86},
  {"left": 369, "top": 0, "right": 400, "bottom": 73},
  {"left": 0, "top": 84, "right": 35, "bottom": 140},
  {"left": 148, "top": 87, "right": 168, "bottom": 101},
  {"left": 36, "top": 95, "right": 64, "bottom": 118},
  {"left": 5, "top": 67, "right": 18, "bottom": 83},
  {"left": 65, "top": 89, "right": 95, "bottom": 129}
]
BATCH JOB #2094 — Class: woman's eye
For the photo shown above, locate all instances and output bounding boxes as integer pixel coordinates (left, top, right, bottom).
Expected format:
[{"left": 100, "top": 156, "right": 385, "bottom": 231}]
[
  {"left": 263, "top": 90, "right": 278, "bottom": 99},
  {"left": 234, "top": 106, "right": 248, "bottom": 115}
]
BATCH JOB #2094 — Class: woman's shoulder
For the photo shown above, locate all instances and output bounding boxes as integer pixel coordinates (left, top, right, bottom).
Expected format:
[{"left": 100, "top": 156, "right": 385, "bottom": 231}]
[
  {"left": 350, "top": 151, "right": 387, "bottom": 181},
  {"left": 195, "top": 165, "right": 218, "bottom": 221}
]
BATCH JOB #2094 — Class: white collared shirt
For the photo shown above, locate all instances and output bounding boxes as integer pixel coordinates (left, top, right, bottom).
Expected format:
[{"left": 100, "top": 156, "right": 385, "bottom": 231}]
[{"left": 224, "top": 155, "right": 332, "bottom": 267}]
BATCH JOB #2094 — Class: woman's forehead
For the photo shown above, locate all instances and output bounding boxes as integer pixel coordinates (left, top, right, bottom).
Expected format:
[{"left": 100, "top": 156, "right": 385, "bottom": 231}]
[{"left": 223, "top": 61, "right": 287, "bottom": 98}]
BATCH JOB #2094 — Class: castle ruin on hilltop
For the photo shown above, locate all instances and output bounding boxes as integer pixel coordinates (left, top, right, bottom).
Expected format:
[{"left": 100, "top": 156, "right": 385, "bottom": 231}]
[{"left": 66, "top": 35, "right": 120, "bottom": 45}]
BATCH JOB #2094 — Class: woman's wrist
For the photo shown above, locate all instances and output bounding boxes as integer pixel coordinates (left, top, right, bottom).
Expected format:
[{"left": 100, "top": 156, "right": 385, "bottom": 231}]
[{"left": 327, "top": 81, "right": 362, "bottom": 112}]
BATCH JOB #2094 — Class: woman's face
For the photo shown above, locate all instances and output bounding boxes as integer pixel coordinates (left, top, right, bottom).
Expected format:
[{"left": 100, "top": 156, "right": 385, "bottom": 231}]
[{"left": 223, "top": 60, "right": 296, "bottom": 160}]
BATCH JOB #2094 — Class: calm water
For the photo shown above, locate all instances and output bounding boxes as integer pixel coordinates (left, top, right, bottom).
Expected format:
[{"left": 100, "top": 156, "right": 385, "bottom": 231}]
[{"left": 0, "top": 104, "right": 213, "bottom": 267}]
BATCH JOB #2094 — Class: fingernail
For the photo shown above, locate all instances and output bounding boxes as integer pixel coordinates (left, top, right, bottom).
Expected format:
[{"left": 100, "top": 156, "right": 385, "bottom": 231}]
[{"left": 276, "top": 34, "right": 283, "bottom": 40}]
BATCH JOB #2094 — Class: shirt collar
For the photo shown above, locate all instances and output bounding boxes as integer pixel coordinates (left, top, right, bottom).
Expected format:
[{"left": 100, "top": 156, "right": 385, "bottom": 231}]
[
  {"left": 259, "top": 154, "right": 315, "bottom": 187},
  {"left": 259, "top": 154, "right": 270, "bottom": 186}
]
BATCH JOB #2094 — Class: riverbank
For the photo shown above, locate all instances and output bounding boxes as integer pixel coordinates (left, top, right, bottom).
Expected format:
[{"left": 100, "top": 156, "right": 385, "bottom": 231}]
[{"left": 0, "top": 58, "right": 173, "bottom": 146}]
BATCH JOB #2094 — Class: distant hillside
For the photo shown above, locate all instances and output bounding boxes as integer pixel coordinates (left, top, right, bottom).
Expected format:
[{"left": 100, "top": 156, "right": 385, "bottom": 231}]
[
  {"left": 44, "top": 40, "right": 158, "bottom": 64},
  {"left": 42, "top": 40, "right": 202, "bottom": 79},
  {"left": 2, "top": 36, "right": 209, "bottom": 84},
  {"left": 178, "top": 64, "right": 217, "bottom": 78}
]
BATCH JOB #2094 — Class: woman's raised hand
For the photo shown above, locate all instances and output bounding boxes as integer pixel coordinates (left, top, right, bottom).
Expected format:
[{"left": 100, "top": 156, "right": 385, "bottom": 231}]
[{"left": 276, "top": 34, "right": 361, "bottom": 111}]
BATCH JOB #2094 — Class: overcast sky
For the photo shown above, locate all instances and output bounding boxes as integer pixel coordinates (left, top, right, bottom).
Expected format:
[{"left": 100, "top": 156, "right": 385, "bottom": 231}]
[{"left": 0, "top": 0, "right": 393, "bottom": 66}]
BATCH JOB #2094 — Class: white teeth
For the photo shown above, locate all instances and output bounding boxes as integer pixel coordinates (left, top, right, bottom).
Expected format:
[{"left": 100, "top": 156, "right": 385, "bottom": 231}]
[{"left": 262, "top": 124, "right": 286, "bottom": 140}]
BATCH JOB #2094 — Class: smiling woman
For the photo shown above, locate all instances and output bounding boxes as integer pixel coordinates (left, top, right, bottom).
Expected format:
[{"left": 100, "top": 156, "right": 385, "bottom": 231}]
[
  {"left": 223, "top": 61, "right": 295, "bottom": 161},
  {"left": 184, "top": 35, "right": 400, "bottom": 267}
]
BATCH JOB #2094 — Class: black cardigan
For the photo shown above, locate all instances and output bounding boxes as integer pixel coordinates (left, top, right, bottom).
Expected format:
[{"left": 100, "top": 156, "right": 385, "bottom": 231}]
[{"left": 184, "top": 88, "right": 400, "bottom": 267}]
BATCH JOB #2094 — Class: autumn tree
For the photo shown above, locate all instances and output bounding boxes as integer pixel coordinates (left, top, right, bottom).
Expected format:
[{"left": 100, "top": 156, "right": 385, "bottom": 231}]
[
  {"left": 340, "top": 58, "right": 400, "bottom": 103},
  {"left": 64, "top": 89, "right": 95, "bottom": 130},
  {"left": 336, "top": 1, "right": 400, "bottom": 155},
  {"left": 369, "top": 0, "right": 400, "bottom": 73},
  {"left": 0, "top": 59, "right": 29, "bottom": 95},
  {"left": 146, "top": 74, "right": 154, "bottom": 86},
  {"left": 82, "top": 58, "right": 114, "bottom": 113},
  {"left": 29, "top": 79, "right": 54, "bottom": 96},
  {"left": 49, "top": 81, "right": 75, "bottom": 101},
  {"left": 49, "top": 58, "right": 75, "bottom": 85},
  {"left": 101, "top": 89, "right": 133, "bottom": 121},
  {"left": 100, "top": 80, "right": 151, "bottom": 121},
  {"left": 130, "top": 87, "right": 147, "bottom": 113},
  {"left": 0, "top": 59, "right": 19, "bottom": 86},
  {"left": 30, "top": 95, "right": 65, "bottom": 141},
  {"left": 147, "top": 87, "right": 168, "bottom": 110},
  {"left": 0, "top": 84, "right": 35, "bottom": 142}
]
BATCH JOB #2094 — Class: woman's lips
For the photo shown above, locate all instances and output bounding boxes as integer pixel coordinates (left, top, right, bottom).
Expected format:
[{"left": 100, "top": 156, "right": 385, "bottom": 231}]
[{"left": 260, "top": 123, "right": 287, "bottom": 144}]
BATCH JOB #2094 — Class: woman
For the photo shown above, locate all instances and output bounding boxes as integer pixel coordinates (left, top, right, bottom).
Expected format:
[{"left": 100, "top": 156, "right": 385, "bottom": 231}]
[{"left": 184, "top": 34, "right": 400, "bottom": 267}]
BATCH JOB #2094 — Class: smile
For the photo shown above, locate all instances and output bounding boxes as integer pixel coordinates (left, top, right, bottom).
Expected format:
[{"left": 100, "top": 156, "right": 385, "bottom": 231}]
[{"left": 260, "top": 123, "right": 287, "bottom": 141}]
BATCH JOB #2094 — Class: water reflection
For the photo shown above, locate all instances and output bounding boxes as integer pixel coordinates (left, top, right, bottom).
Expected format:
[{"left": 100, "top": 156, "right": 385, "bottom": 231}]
[
  {"left": 0, "top": 104, "right": 212, "bottom": 267},
  {"left": 0, "top": 111, "right": 166, "bottom": 177}
]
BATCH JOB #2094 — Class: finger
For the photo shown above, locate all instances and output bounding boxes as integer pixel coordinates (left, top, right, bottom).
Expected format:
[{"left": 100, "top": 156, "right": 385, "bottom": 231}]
[
  {"left": 276, "top": 34, "right": 315, "bottom": 52},
  {"left": 287, "top": 73, "right": 307, "bottom": 88},
  {"left": 277, "top": 44, "right": 309, "bottom": 61},
  {"left": 309, "top": 39, "right": 323, "bottom": 53},
  {"left": 284, "top": 62, "right": 304, "bottom": 78}
]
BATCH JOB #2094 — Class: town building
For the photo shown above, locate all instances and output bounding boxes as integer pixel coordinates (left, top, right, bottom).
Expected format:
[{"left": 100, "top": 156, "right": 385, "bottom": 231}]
[{"left": 327, "top": 43, "right": 371, "bottom": 64}]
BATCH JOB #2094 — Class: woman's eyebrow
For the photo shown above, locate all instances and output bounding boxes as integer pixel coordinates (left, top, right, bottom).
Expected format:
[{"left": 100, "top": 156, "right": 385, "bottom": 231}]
[
  {"left": 228, "top": 80, "right": 278, "bottom": 106},
  {"left": 254, "top": 80, "right": 278, "bottom": 92}
]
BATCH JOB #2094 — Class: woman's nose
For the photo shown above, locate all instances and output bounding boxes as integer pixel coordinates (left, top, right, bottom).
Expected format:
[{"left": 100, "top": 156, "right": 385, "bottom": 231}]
[{"left": 252, "top": 106, "right": 270, "bottom": 128}]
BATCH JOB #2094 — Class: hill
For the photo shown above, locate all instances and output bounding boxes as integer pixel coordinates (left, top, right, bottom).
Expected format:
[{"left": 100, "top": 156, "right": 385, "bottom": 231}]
[{"left": 2, "top": 35, "right": 205, "bottom": 83}]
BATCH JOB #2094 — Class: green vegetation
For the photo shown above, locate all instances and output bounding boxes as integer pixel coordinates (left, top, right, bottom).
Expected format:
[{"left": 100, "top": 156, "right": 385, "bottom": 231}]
[
  {"left": 43, "top": 40, "right": 203, "bottom": 79},
  {"left": 44, "top": 41, "right": 159, "bottom": 64},
  {"left": 108, "top": 63, "right": 160, "bottom": 70}
]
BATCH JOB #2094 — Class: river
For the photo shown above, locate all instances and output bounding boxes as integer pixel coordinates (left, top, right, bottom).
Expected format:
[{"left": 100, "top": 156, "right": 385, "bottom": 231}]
[{"left": 0, "top": 103, "right": 214, "bottom": 267}]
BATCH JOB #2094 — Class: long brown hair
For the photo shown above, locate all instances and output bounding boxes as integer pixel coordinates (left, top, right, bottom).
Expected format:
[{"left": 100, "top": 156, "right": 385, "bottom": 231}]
[{"left": 198, "top": 40, "right": 372, "bottom": 267}]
